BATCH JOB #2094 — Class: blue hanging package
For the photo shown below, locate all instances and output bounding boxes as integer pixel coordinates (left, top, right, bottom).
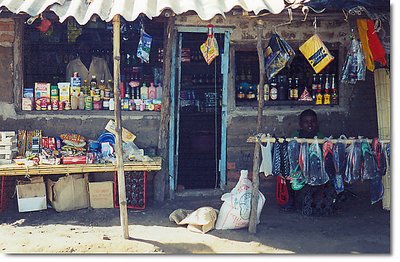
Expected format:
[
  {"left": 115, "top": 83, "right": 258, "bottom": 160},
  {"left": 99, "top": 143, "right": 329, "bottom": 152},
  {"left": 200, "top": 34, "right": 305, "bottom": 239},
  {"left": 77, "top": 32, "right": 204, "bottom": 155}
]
[{"left": 137, "top": 30, "right": 152, "bottom": 63}]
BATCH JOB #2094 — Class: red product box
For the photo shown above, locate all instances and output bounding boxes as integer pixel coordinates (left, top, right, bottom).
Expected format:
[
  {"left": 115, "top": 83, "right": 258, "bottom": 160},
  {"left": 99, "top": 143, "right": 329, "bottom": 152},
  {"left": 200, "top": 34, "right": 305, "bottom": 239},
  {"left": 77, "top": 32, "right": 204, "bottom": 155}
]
[{"left": 62, "top": 156, "right": 87, "bottom": 164}]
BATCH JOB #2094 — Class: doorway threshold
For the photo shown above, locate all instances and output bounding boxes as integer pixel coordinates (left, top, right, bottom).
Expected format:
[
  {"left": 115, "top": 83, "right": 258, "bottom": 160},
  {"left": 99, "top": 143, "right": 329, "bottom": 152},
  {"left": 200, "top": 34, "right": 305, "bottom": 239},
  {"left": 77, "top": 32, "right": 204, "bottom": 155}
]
[{"left": 174, "top": 188, "right": 225, "bottom": 198}]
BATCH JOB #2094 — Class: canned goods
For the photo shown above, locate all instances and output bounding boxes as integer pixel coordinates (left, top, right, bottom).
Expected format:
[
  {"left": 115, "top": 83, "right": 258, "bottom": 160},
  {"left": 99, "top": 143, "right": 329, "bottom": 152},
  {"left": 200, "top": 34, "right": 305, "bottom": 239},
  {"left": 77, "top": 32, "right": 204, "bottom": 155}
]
[
  {"left": 85, "top": 96, "right": 93, "bottom": 110},
  {"left": 93, "top": 100, "right": 102, "bottom": 110}
]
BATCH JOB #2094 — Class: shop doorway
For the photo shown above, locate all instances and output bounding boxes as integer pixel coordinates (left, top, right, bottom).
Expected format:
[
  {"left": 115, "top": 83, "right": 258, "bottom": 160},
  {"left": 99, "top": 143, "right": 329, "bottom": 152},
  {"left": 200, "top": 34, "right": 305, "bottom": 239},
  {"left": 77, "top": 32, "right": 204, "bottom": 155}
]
[{"left": 169, "top": 27, "right": 231, "bottom": 192}]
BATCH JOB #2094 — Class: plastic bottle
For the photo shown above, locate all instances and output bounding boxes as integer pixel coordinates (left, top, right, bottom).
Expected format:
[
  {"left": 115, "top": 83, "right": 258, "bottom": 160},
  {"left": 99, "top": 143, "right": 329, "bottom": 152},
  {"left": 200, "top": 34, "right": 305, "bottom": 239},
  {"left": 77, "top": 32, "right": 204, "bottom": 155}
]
[
  {"left": 148, "top": 82, "right": 156, "bottom": 99},
  {"left": 156, "top": 84, "right": 163, "bottom": 99},
  {"left": 78, "top": 92, "right": 85, "bottom": 110},
  {"left": 140, "top": 82, "right": 148, "bottom": 100}
]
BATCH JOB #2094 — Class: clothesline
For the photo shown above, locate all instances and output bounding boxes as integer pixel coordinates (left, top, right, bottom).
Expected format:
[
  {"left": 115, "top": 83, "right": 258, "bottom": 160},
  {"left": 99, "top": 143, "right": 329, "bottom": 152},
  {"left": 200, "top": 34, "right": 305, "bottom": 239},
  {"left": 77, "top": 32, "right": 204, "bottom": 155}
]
[{"left": 247, "top": 135, "right": 390, "bottom": 144}]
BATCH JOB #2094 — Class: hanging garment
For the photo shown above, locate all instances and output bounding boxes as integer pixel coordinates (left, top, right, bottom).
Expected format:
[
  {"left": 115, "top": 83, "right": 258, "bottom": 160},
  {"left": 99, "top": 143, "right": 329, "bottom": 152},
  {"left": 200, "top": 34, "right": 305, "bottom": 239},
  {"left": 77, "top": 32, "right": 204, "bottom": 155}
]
[
  {"left": 288, "top": 140, "right": 301, "bottom": 179},
  {"left": 281, "top": 139, "right": 290, "bottom": 178},
  {"left": 272, "top": 140, "right": 282, "bottom": 176},
  {"left": 344, "top": 141, "right": 362, "bottom": 184},
  {"left": 259, "top": 139, "right": 273, "bottom": 177},
  {"left": 385, "top": 143, "right": 390, "bottom": 168},
  {"left": 276, "top": 176, "right": 289, "bottom": 206},
  {"left": 307, "top": 138, "right": 329, "bottom": 186},
  {"left": 357, "top": 19, "right": 375, "bottom": 72},
  {"left": 295, "top": 142, "right": 309, "bottom": 190},
  {"left": 361, "top": 141, "right": 379, "bottom": 181},
  {"left": 366, "top": 19, "right": 387, "bottom": 67},
  {"left": 372, "top": 138, "right": 387, "bottom": 177},
  {"left": 370, "top": 175, "right": 384, "bottom": 205},
  {"left": 322, "top": 140, "right": 335, "bottom": 181},
  {"left": 333, "top": 139, "right": 346, "bottom": 193}
]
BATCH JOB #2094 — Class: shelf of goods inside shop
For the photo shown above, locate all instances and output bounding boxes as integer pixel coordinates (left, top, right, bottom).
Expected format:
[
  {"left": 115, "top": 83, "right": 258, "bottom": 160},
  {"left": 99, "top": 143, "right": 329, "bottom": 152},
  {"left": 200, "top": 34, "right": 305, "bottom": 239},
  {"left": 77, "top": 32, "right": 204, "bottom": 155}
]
[{"left": 113, "top": 171, "right": 146, "bottom": 210}]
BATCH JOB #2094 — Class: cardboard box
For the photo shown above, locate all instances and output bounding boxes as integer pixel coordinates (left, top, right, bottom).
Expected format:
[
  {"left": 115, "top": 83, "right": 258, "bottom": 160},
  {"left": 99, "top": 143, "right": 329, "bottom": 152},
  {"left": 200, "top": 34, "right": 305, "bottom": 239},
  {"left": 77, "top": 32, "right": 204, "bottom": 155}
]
[
  {"left": 89, "top": 181, "right": 114, "bottom": 208},
  {"left": 47, "top": 175, "right": 89, "bottom": 212},
  {"left": 16, "top": 178, "right": 47, "bottom": 212}
]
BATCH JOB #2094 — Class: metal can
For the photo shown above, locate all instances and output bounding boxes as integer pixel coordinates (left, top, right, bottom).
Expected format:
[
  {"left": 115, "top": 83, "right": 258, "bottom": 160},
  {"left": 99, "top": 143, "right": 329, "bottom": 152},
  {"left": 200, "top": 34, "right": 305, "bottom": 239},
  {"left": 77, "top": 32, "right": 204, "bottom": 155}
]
[{"left": 85, "top": 96, "right": 93, "bottom": 110}]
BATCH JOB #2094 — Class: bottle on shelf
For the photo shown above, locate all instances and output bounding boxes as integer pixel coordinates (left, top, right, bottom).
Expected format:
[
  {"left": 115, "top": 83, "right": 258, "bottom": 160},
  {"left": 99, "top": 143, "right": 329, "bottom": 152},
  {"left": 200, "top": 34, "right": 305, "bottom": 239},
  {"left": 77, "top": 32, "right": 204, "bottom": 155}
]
[
  {"left": 311, "top": 74, "right": 318, "bottom": 100},
  {"left": 246, "top": 85, "right": 256, "bottom": 101},
  {"left": 81, "top": 79, "right": 90, "bottom": 96},
  {"left": 289, "top": 77, "right": 299, "bottom": 100},
  {"left": 140, "top": 82, "right": 148, "bottom": 100},
  {"left": 148, "top": 82, "right": 156, "bottom": 99},
  {"left": 257, "top": 83, "right": 269, "bottom": 102},
  {"left": 323, "top": 74, "right": 331, "bottom": 105},
  {"left": 277, "top": 76, "right": 287, "bottom": 101},
  {"left": 123, "top": 94, "right": 130, "bottom": 110},
  {"left": 156, "top": 84, "right": 163, "bottom": 100},
  {"left": 269, "top": 77, "right": 278, "bottom": 101},
  {"left": 90, "top": 75, "right": 97, "bottom": 96},
  {"left": 287, "top": 77, "right": 293, "bottom": 99},
  {"left": 331, "top": 74, "right": 338, "bottom": 105},
  {"left": 237, "top": 85, "right": 245, "bottom": 101},
  {"left": 78, "top": 92, "right": 85, "bottom": 110},
  {"left": 98, "top": 79, "right": 106, "bottom": 99}
]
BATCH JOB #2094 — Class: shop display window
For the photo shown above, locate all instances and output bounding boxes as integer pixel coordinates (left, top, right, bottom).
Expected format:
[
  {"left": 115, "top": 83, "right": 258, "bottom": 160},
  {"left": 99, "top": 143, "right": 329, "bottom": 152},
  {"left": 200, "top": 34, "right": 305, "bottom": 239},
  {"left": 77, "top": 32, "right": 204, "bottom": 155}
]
[{"left": 22, "top": 15, "right": 164, "bottom": 112}]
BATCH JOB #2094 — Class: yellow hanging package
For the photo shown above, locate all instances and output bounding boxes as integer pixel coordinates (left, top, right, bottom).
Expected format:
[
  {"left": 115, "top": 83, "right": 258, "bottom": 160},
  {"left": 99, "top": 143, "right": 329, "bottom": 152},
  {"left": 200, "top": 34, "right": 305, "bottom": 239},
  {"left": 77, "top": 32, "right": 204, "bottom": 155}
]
[
  {"left": 299, "top": 34, "right": 334, "bottom": 73},
  {"left": 200, "top": 25, "right": 219, "bottom": 65}
]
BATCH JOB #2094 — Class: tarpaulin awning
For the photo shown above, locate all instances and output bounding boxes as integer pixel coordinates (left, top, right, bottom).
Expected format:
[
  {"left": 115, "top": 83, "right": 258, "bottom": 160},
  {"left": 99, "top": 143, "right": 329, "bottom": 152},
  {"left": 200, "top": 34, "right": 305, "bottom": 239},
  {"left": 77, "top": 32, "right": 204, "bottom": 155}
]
[{"left": 1, "top": 0, "right": 286, "bottom": 25}]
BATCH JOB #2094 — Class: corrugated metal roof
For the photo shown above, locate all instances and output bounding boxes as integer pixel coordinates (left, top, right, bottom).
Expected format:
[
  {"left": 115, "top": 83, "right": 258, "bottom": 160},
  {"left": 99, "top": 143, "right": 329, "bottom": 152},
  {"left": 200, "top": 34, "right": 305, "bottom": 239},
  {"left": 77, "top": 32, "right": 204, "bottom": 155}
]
[
  {"left": 1, "top": 0, "right": 286, "bottom": 24},
  {"left": 0, "top": 0, "right": 64, "bottom": 16}
]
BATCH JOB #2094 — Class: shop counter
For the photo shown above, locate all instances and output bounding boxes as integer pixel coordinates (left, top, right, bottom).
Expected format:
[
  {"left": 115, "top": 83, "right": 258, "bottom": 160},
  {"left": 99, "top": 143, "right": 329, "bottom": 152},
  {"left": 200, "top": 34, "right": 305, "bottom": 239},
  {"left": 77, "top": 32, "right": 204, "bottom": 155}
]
[{"left": 0, "top": 157, "right": 162, "bottom": 176}]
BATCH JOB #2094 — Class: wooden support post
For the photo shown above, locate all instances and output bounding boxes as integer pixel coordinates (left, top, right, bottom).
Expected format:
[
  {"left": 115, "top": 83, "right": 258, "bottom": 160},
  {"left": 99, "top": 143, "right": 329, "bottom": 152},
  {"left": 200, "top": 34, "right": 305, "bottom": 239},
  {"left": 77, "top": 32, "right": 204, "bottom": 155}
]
[
  {"left": 155, "top": 16, "right": 175, "bottom": 202},
  {"left": 113, "top": 15, "right": 129, "bottom": 239},
  {"left": 249, "top": 20, "right": 265, "bottom": 234}
]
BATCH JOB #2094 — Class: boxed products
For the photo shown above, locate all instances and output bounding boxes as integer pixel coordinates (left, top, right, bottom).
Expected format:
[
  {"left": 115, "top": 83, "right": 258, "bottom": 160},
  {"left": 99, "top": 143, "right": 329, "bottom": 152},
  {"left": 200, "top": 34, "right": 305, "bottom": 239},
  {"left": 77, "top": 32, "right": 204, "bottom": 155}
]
[
  {"left": 16, "top": 177, "right": 47, "bottom": 212},
  {"left": 46, "top": 175, "right": 89, "bottom": 212}
]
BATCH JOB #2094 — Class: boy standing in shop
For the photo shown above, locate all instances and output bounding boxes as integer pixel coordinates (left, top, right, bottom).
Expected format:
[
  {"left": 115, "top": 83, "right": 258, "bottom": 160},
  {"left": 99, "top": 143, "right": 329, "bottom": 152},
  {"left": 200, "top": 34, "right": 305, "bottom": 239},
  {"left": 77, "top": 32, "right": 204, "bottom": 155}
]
[{"left": 279, "top": 109, "right": 324, "bottom": 212}]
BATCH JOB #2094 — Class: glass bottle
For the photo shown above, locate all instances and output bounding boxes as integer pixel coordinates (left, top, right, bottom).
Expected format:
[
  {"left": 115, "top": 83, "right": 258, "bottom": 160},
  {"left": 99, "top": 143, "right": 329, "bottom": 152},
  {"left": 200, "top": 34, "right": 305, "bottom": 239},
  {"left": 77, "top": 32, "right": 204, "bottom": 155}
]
[
  {"left": 323, "top": 74, "right": 331, "bottom": 105},
  {"left": 311, "top": 74, "right": 318, "bottom": 100},
  {"left": 331, "top": 74, "right": 338, "bottom": 105},
  {"left": 291, "top": 78, "right": 299, "bottom": 100},
  {"left": 81, "top": 79, "right": 90, "bottom": 96},
  {"left": 277, "top": 76, "right": 287, "bottom": 101},
  {"left": 269, "top": 77, "right": 278, "bottom": 101},
  {"left": 90, "top": 75, "right": 97, "bottom": 96}
]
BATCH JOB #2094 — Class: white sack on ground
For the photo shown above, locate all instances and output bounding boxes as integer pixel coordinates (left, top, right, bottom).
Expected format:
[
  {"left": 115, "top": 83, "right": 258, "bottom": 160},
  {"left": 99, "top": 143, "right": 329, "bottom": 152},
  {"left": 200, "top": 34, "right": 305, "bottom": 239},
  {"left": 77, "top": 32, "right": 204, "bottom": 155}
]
[{"left": 215, "top": 170, "right": 266, "bottom": 230}]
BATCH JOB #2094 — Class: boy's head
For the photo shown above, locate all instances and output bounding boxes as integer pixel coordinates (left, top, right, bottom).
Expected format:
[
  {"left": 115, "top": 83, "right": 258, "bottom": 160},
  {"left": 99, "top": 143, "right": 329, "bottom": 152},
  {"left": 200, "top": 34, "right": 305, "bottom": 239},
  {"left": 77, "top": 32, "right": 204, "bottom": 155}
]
[{"left": 299, "top": 109, "right": 318, "bottom": 138}]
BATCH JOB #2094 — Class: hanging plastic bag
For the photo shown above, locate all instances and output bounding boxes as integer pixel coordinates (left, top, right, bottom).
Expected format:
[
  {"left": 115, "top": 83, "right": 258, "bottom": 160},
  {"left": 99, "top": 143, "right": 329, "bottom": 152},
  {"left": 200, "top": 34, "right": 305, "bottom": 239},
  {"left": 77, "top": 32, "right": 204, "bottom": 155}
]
[
  {"left": 215, "top": 170, "right": 266, "bottom": 230},
  {"left": 344, "top": 139, "right": 362, "bottom": 184},
  {"left": 372, "top": 138, "right": 387, "bottom": 177},
  {"left": 340, "top": 38, "right": 366, "bottom": 84},
  {"left": 332, "top": 136, "right": 347, "bottom": 193},
  {"left": 322, "top": 139, "right": 335, "bottom": 181},
  {"left": 259, "top": 134, "right": 273, "bottom": 177},
  {"left": 299, "top": 34, "right": 334, "bottom": 73},
  {"left": 308, "top": 137, "right": 329, "bottom": 186},
  {"left": 361, "top": 140, "right": 379, "bottom": 181},
  {"left": 200, "top": 24, "right": 219, "bottom": 65},
  {"left": 137, "top": 29, "right": 152, "bottom": 63},
  {"left": 287, "top": 140, "right": 300, "bottom": 179},
  {"left": 294, "top": 142, "right": 309, "bottom": 190},
  {"left": 264, "top": 33, "right": 295, "bottom": 80}
]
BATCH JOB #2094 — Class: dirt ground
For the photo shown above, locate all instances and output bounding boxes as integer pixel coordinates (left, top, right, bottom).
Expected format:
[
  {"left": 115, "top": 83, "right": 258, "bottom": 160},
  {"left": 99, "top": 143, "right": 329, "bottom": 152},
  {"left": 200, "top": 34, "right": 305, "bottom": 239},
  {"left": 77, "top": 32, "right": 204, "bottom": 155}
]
[{"left": 0, "top": 183, "right": 391, "bottom": 255}]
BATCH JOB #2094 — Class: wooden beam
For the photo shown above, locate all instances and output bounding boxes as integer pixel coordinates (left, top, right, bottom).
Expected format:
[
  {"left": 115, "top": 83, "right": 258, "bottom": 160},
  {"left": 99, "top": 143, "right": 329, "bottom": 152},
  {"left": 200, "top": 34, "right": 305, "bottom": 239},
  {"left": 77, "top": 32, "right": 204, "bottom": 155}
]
[
  {"left": 113, "top": 15, "right": 129, "bottom": 239},
  {"left": 249, "top": 20, "right": 265, "bottom": 234},
  {"left": 247, "top": 136, "right": 390, "bottom": 144},
  {"left": 155, "top": 16, "right": 175, "bottom": 202}
]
